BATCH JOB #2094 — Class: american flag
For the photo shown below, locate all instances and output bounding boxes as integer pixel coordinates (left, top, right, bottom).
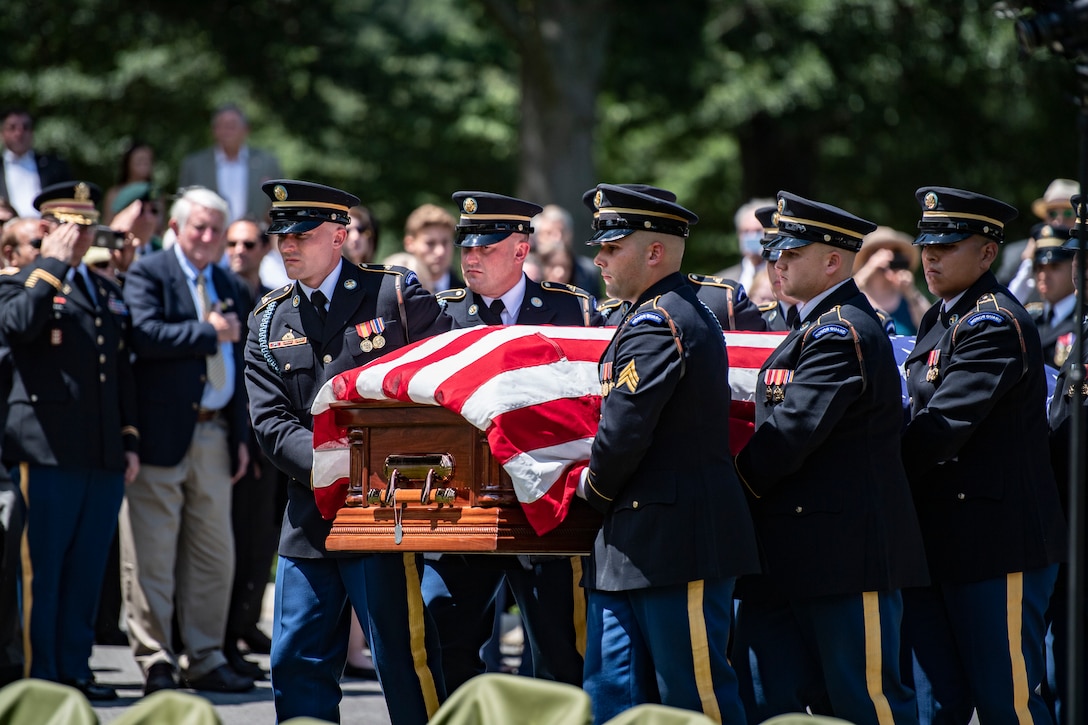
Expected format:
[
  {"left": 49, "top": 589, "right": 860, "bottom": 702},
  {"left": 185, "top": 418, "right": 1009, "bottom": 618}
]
[{"left": 310, "top": 325, "right": 787, "bottom": 534}]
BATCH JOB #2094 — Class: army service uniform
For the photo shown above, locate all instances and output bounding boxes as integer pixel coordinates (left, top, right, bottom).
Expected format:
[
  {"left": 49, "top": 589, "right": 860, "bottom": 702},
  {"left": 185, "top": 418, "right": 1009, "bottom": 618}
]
[
  {"left": 900, "top": 187, "right": 1066, "bottom": 725},
  {"left": 733, "top": 193, "right": 927, "bottom": 725},
  {"left": 244, "top": 181, "right": 452, "bottom": 725}
]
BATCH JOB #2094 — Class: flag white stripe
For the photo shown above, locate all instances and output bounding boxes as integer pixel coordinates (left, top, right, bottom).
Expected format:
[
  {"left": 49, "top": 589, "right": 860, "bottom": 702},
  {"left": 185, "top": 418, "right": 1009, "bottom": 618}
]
[{"left": 502, "top": 438, "right": 596, "bottom": 503}]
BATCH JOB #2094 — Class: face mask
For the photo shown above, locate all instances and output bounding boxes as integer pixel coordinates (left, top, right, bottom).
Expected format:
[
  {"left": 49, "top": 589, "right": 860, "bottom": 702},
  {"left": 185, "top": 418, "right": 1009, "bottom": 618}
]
[{"left": 739, "top": 231, "right": 764, "bottom": 256}]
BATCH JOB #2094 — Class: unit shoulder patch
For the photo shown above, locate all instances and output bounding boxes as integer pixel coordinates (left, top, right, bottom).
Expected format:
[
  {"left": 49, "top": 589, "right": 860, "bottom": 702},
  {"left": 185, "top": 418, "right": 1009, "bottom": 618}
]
[
  {"left": 810, "top": 323, "right": 850, "bottom": 340},
  {"left": 628, "top": 311, "right": 666, "bottom": 327},
  {"left": 964, "top": 311, "right": 1007, "bottom": 327}
]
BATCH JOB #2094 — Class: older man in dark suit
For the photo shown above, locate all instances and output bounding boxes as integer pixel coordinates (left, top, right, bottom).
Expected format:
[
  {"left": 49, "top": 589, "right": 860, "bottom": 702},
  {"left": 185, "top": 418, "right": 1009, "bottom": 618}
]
[
  {"left": 0, "top": 109, "right": 71, "bottom": 218},
  {"left": 120, "top": 186, "right": 253, "bottom": 695}
]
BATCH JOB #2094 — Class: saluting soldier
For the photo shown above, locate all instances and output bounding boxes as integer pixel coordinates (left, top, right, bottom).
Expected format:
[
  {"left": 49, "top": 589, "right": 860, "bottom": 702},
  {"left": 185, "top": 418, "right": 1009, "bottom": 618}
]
[
  {"left": 243, "top": 180, "right": 451, "bottom": 725},
  {"left": 1045, "top": 204, "right": 1088, "bottom": 721},
  {"left": 578, "top": 183, "right": 760, "bottom": 723},
  {"left": 900, "top": 186, "right": 1066, "bottom": 724},
  {"left": 593, "top": 186, "right": 767, "bottom": 332},
  {"left": 425, "top": 191, "right": 597, "bottom": 692},
  {"left": 0, "top": 182, "right": 139, "bottom": 700},
  {"left": 732, "top": 192, "right": 927, "bottom": 724}
]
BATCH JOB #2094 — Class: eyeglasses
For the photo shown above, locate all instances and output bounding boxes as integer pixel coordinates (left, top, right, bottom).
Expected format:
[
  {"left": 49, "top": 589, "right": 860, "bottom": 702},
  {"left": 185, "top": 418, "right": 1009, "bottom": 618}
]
[
  {"left": 226, "top": 240, "right": 259, "bottom": 250},
  {"left": 1047, "top": 208, "right": 1076, "bottom": 221}
]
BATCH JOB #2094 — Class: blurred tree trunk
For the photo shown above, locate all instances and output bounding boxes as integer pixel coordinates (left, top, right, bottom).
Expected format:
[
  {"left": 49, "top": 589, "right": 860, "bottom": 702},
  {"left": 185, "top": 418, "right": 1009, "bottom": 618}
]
[{"left": 479, "top": 0, "right": 609, "bottom": 234}]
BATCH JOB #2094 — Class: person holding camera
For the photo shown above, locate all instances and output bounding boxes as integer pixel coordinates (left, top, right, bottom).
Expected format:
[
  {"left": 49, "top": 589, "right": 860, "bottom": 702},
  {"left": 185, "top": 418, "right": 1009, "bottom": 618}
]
[
  {"left": 0, "top": 181, "right": 140, "bottom": 700},
  {"left": 851, "top": 226, "right": 929, "bottom": 335}
]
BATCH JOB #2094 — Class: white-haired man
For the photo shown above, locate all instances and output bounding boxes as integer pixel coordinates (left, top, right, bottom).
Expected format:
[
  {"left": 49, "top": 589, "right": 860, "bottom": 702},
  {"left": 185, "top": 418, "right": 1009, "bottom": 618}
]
[{"left": 120, "top": 186, "right": 253, "bottom": 695}]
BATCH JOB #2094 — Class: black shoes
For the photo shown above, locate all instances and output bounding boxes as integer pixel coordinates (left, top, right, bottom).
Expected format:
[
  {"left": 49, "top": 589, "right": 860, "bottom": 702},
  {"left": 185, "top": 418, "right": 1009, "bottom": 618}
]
[
  {"left": 182, "top": 663, "right": 255, "bottom": 693},
  {"left": 224, "top": 642, "right": 267, "bottom": 681},
  {"left": 64, "top": 677, "right": 118, "bottom": 701},
  {"left": 240, "top": 626, "right": 272, "bottom": 655},
  {"left": 144, "top": 662, "right": 177, "bottom": 696}
]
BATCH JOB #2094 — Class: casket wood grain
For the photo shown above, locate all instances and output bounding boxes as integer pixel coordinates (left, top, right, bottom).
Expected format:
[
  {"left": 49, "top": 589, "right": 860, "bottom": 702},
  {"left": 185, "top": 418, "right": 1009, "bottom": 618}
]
[{"left": 325, "top": 400, "right": 599, "bottom": 554}]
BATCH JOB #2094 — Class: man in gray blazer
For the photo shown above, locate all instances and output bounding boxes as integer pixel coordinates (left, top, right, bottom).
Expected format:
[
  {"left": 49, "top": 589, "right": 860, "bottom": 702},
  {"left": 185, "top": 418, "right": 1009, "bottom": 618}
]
[{"left": 177, "top": 104, "right": 282, "bottom": 223}]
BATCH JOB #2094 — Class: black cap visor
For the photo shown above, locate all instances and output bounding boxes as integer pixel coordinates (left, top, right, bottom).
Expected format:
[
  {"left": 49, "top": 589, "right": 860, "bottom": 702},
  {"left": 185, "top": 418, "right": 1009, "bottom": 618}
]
[
  {"left": 770, "top": 234, "right": 816, "bottom": 251},
  {"left": 456, "top": 231, "right": 519, "bottom": 248},
  {"left": 913, "top": 231, "right": 975, "bottom": 246},
  {"left": 585, "top": 227, "right": 637, "bottom": 246},
  {"left": 268, "top": 219, "right": 325, "bottom": 235}
]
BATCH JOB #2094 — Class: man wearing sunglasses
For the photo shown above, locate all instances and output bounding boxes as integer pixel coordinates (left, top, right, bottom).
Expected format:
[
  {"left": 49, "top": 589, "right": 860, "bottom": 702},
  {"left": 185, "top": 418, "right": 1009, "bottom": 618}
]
[
  {"left": 1003, "top": 177, "right": 1080, "bottom": 304},
  {"left": 224, "top": 218, "right": 270, "bottom": 301}
]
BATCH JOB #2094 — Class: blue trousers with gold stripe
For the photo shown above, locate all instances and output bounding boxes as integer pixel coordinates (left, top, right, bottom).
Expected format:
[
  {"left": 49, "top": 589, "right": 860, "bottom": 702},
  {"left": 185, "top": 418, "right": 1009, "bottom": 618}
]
[
  {"left": 18, "top": 464, "right": 124, "bottom": 682},
  {"left": 734, "top": 590, "right": 917, "bottom": 725},
  {"left": 902, "top": 565, "right": 1057, "bottom": 725},
  {"left": 583, "top": 577, "right": 744, "bottom": 725},
  {"left": 421, "top": 554, "right": 586, "bottom": 690},
  {"left": 271, "top": 552, "right": 445, "bottom": 725}
]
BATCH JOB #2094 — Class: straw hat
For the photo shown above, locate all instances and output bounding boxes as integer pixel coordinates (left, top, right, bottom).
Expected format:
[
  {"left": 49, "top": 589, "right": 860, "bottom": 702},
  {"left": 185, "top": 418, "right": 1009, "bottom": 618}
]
[{"left": 854, "top": 226, "right": 919, "bottom": 274}]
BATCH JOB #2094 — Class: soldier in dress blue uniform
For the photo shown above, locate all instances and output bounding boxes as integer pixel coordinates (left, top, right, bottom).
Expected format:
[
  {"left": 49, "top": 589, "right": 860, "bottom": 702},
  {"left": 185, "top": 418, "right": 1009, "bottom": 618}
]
[
  {"left": 900, "top": 186, "right": 1067, "bottom": 724},
  {"left": 592, "top": 186, "right": 767, "bottom": 331},
  {"left": 752, "top": 205, "right": 799, "bottom": 331},
  {"left": 1046, "top": 213, "right": 1087, "bottom": 724},
  {"left": 243, "top": 180, "right": 451, "bottom": 724},
  {"left": 424, "top": 191, "right": 596, "bottom": 692},
  {"left": 576, "top": 183, "right": 760, "bottom": 723},
  {"left": 1025, "top": 222, "right": 1078, "bottom": 368},
  {"left": 0, "top": 182, "right": 139, "bottom": 700},
  {"left": 731, "top": 192, "right": 927, "bottom": 724}
]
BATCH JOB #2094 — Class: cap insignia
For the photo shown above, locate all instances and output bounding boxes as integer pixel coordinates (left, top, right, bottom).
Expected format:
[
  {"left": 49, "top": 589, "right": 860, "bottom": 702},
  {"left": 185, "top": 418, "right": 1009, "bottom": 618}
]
[
  {"left": 274, "top": 185, "right": 288, "bottom": 202},
  {"left": 772, "top": 212, "right": 780, "bottom": 225},
  {"left": 463, "top": 197, "right": 478, "bottom": 214},
  {"left": 75, "top": 182, "right": 90, "bottom": 201},
  {"left": 924, "top": 191, "right": 938, "bottom": 210},
  {"left": 777, "top": 198, "right": 785, "bottom": 213},
  {"left": 1041, "top": 225, "right": 1054, "bottom": 238},
  {"left": 594, "top": 190, "right": 603, "bottom": 209}
]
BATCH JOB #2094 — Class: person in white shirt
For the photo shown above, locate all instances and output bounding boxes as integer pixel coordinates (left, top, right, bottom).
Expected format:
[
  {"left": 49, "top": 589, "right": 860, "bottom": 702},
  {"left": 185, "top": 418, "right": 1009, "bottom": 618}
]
[
  {"left": 0, "top": 109, "right": 72, "bottom": 218},
  {"left": 177, "top": 104, "right": 283, "bottom": 224}
]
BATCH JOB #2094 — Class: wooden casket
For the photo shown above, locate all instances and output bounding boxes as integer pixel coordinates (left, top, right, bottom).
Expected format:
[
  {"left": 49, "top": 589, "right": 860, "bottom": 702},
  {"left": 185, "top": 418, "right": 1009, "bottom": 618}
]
[{"left": 325, "top": 400, "right": 601, "bottom": 554}]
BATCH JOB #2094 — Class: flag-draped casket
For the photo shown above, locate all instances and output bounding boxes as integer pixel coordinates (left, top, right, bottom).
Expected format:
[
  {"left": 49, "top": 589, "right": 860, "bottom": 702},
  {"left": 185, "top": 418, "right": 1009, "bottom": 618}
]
[{"left": 310, "top": 325, "right": 787, "bottom": 553}]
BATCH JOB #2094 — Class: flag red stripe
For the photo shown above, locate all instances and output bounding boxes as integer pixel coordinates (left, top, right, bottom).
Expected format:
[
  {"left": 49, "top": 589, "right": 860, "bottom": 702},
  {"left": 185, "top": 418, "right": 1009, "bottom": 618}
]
[{"left": 487, "top": 396, "right": 602, "bottom": 463}]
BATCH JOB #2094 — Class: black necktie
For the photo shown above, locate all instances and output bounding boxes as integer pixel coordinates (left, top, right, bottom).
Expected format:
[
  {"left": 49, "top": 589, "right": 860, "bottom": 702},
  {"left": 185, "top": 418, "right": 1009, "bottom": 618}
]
[
  {"left": 311, "top": 290, "right": 328, "bottom": 321},
  {"left": 1044, "top": 307, "right": 1055, "bottom": 327},
  {"left": 72, "top": 271, "right": 95, "bottom": 307},
  {"left": 486, "top": 298, "right": 505, "bottom": 325},
  {"left": 785, "top": 306, "right": 799, "bottom": 330}
]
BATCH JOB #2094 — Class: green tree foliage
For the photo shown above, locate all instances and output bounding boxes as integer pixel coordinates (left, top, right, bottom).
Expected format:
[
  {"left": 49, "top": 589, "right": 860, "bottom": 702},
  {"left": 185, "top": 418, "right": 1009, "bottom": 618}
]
[{"left": 0, "top": 0, "right": 1076, "bottom": 270}]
